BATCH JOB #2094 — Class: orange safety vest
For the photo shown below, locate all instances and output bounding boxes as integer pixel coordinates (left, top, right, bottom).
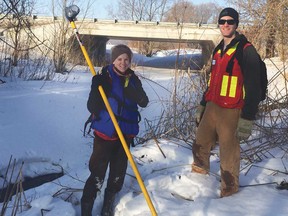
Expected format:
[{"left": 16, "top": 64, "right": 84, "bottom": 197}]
[{"left": 205, "top": 42, "right": 245, "bottom": 109}]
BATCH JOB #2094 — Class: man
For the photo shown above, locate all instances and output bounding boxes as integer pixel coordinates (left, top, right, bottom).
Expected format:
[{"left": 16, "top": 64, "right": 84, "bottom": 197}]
[{"left": 192, "top": 8, "right": 262, "bottom": 197}]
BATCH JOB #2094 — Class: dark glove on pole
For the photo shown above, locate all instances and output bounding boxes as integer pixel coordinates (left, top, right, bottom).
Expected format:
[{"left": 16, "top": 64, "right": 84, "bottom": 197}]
[{"left": 124, "top": 76, "right": 149, "bottom": 108}]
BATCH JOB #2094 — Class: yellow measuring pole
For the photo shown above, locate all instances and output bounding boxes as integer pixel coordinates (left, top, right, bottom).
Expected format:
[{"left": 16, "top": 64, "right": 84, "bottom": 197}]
[{"left": 68, "top": 20, "right": 157, "bottom": 216}]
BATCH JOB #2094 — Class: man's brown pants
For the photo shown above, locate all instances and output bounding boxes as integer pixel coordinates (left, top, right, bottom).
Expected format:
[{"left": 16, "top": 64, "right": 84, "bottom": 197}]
[{"left": 192, "top": 102, "right": 240, "bottom": 197}]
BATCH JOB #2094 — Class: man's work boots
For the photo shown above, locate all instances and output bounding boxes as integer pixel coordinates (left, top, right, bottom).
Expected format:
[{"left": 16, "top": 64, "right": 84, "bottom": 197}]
[
  {"left": 191, "top": 163, "right": 208, "bottom": 175},
  {"left": 81, "top": 199, "right": 94, "bottom": 216},
  {"left": 101, "top": 189, "right": 116, "bottom": 216},
  {"left": 220, "top": 187, "right": 239, "bottom": 198}
]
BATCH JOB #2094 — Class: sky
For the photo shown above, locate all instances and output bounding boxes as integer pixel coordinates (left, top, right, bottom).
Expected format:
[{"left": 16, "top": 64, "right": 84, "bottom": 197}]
[
  {"left": 35, "top": 0, "right": 226, "bottom": 19},
  {"left": 0, "top": 48, "right": 288, "bottom": 215}
]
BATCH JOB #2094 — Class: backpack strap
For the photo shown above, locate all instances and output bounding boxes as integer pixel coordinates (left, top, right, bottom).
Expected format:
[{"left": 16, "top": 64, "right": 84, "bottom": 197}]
[
  {"left": 212, "top": 41, "right": 223, "bottom": 58},
  {"left": 83, "top": 114, "right": 93, "bottom": 136},
  {"left": 226, "top": 40, "right": 248, "bottom": 76}
]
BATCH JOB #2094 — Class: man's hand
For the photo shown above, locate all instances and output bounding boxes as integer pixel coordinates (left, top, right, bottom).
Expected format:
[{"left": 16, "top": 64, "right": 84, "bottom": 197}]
[{"left": 237, "top": 118, "right": 253, "bottom": 141}]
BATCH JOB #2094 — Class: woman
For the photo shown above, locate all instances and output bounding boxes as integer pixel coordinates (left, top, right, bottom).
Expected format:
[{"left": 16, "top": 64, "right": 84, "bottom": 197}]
[{"left": 81, "top": 44, "right": 149, "bottom": 216}]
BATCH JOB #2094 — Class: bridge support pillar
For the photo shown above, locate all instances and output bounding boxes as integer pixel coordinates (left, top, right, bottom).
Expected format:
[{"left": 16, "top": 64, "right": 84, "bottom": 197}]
[
  {"left": 69, "top": 35, "right": 109, "bottom": 67},
  {"left": 86, "top": 36, "right": 109, "bottom": 66}
]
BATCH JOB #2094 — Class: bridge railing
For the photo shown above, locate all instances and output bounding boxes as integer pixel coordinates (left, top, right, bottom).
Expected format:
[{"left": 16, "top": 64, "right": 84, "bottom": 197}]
[{"left": 6, "top": 14, "right": 218, "bottom": 29}]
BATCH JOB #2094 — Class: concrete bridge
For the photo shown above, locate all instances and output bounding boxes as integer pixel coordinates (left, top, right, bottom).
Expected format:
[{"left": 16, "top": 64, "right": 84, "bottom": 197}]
[
  {"left": 72, "top": 18, "right": 221, "bottom": 66},
  {"left": 2, "top": 15, "right": 222, "bottom": 67}
]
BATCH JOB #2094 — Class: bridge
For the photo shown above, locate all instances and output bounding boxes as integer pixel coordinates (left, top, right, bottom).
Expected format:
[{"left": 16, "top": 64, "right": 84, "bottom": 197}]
[{"left": 2, "top": 15, "right": 222, "bottom": 67}]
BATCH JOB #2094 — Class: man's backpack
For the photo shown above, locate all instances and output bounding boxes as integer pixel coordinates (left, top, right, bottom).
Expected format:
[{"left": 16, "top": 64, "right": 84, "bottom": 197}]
[
  {"left": 258, "top": 58, "right": 268, "bottom": 101},
  {"left": 228, "top": 40, "right": 268, "bottom": 101},
  {"left": 214, "top": 40, "right": 268, "bottom": 101}
]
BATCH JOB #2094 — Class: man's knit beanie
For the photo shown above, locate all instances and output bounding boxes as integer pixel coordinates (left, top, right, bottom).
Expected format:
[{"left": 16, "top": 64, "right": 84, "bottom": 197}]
[
  {"left": 111, "top": 44, "right": 133, "bottom": 63},
  {"left": 218, "top": 7, "right": 239, "bottom": 26}
]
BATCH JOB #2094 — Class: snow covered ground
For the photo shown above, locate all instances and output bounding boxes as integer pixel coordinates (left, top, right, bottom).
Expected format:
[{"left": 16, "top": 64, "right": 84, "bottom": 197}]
[{"left": 0, "top": 52, "right": 288, "bottom": 216}]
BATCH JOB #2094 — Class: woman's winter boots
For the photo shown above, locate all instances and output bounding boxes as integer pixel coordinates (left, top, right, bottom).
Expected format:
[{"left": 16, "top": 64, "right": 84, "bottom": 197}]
[
  {"left": 81, "top": 198, "right": 94, "bottom": 216},
  {"left": 101, "top": 189, "right": 116, "bottom": 216}
]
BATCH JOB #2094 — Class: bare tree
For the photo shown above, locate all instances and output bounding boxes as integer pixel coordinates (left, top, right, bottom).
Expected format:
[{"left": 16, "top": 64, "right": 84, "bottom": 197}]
[
  {"left": 265, "top": 0, "right": 277, "bottom": 58},
  {"left": 194, "top": 3, "right": 221, "bottom": 24},
  {"left": 163, "top": 0, "right": 220, "bottom": 24},
  {"left": 0, "top": 0, "right": 12, "bottom": 19},
  {"left": 106, "top": 0, "right": 172, "bottom": 56},
  {"left": 48, "top": 0, "right": 98, "bottom": 73},
  {"left": 278, "top": 1, "right": 288, "bottom": 61},
  {"left": 231, "top": 0, "right": 288, "bottom": 60},
  {"left": 163, "top": 0, "right": 195, "bottom": 23},
  {"left": 108, "top": 0, "right": 171, "bottom": 21},
  {"left": 50, "top": 0, "right": 69, "bottom": 73},
  {"left": 1, "top": 0, "right": 35, "bottom": 66}
]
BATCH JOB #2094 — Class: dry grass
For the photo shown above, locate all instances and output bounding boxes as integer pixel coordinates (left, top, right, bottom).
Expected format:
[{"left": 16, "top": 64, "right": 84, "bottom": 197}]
[{"left": 138, "top": 57, "right": 288, "bottom": 168}]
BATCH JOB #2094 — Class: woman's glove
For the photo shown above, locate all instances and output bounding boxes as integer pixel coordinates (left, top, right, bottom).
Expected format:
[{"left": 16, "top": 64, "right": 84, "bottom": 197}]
[
  {"left": 236, "top": 118, "right": 253, "bottom": 141},
  {"left": 124, "top": 76, "right": 149, "bottom": 108},
  {"left": 91, "top": 74, "right": 111, "bottom": 94}
]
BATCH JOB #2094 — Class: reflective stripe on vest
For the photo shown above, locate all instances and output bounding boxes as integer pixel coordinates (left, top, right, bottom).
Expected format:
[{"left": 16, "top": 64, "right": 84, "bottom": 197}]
[{"left": 220, "top": 75, "right": 238, "bottom": 97}]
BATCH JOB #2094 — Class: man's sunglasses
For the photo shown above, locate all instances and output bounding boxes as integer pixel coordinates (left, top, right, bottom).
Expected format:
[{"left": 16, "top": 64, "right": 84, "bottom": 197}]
[{"left": 218, "top": 19, "right": 236, "bottom": 25}]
